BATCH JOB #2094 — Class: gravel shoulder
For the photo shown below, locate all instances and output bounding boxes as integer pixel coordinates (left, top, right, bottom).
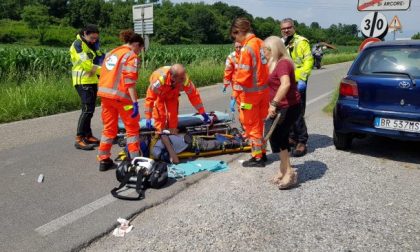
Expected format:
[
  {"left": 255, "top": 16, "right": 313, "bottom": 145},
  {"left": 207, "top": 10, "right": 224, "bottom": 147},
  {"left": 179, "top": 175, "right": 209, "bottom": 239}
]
[{"left": 84, "top": 110, "right": 420, "bottom": 252}]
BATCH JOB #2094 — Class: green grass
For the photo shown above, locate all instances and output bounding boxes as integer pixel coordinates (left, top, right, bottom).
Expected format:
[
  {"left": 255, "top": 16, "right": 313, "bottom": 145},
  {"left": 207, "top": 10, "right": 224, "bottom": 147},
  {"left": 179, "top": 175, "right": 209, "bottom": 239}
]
[
  {"left": 323, "top": 53, "right": 358, "bottom": 65},
  {"left": 323, "top": 87, "right": 339, "bottom": 115},
  {"left": 0, "top": 63, "right": 224, "bottom": 123},
  {"left": 0, "top": 75, "right": 78, "bottom": 122}
]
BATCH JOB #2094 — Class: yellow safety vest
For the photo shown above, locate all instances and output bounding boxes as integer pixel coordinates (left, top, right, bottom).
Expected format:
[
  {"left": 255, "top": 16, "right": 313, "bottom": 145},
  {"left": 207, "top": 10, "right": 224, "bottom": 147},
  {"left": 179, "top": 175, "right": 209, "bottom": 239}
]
[
  {"left": 287, "top": 33, "right": 314, "bottom": 82},
  {"left": 69, "top": 34, "right": 101, "bottom": 86}
]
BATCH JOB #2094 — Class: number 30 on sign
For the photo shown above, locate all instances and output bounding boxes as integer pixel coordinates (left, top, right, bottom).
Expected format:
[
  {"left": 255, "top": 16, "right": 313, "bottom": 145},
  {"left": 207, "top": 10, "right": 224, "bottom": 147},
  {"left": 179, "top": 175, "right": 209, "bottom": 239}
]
[{"left": 360, "top": 12, "right": 388, "bottom": 39}]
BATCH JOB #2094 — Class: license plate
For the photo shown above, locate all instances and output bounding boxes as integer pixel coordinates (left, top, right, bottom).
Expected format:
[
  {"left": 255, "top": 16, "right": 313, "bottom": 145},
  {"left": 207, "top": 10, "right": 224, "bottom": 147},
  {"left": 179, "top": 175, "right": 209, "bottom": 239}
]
[{"left": 374, "top": 118, "right": 420, "bottom": 133}]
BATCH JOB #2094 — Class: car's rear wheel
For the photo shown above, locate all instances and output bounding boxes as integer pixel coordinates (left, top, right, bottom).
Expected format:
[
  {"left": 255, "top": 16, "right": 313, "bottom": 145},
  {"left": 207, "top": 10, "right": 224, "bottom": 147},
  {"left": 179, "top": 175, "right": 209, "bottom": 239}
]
[{"left": 333, "top": 130, "right": 352, "bottom": 150}]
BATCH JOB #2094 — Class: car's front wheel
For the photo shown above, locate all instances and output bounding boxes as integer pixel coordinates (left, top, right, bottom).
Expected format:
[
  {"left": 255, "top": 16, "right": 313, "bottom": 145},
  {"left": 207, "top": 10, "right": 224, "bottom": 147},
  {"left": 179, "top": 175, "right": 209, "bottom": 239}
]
[{"left": 333, "top": 130, "right": 352, "bottom": 150}]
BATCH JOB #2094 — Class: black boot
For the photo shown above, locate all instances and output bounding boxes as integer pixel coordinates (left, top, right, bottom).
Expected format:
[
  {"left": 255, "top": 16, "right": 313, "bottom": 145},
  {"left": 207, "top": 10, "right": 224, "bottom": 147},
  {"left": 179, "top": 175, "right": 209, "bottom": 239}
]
[
  {"left": 262, "top": 153, "right": 268, "bottom": 162},
  {"left": 242, "top": 157, "right": 265, "bottom": 168},
  {"left": 99, "top": 158, "right": 115, "bottom": 172}
]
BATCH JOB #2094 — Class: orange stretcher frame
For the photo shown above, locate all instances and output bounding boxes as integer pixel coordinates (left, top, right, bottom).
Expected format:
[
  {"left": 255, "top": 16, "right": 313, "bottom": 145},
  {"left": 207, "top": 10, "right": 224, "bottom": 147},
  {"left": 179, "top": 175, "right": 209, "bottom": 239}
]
[{"left": 177, "top": 145, "right": 251, "bottom": 159}]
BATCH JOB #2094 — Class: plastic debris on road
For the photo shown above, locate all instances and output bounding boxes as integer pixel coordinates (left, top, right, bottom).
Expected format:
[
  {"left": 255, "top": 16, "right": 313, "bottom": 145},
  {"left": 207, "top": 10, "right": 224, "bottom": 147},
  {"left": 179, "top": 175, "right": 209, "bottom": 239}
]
[
  {"left": 238, "top": 160, "right": 244, "bottom": 164},
  {"left": 112, "top": 218, "right": 133, "bottom": 237},
  {"left": 37, "top": 174, "right": 44, "bottom": 183}
]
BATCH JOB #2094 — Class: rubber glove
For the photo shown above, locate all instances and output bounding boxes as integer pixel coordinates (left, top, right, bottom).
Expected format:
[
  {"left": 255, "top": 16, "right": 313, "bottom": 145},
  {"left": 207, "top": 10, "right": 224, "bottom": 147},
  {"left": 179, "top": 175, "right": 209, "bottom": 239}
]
[
  {"left": 222, "top": 85, "right": 228, "bottom": 94},
  {"left": 146, "top": 119, "right": 152, "bottom": 129},
  {"left": 93, "top": 39, "right": 100, "bottom": 51},
  {"left": 131, "top": 102, "right": 139, "bottom": 118},
  {"left": 297, "top": 80, "right": 307, "bottom": 92},
  {"left": 201, "top": 113, "right": 211, "bottom": 124},
  {"left": 229, "top": 97, "right": 236, "bottom": 112}
]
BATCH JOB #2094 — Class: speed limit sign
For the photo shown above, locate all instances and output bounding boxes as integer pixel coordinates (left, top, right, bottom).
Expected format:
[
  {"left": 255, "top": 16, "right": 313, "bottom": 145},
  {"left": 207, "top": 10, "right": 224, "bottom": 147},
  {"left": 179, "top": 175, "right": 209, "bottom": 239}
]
[{"left": 360, "top": 12, "right": 388, "bottom": 39}]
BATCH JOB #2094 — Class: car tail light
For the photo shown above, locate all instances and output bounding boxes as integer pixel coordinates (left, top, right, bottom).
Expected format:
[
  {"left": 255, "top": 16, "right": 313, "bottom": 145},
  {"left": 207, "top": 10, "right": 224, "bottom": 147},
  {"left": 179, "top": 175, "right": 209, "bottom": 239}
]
[{"left": 339, "top": 78, "right": 358, "bottom": 97}]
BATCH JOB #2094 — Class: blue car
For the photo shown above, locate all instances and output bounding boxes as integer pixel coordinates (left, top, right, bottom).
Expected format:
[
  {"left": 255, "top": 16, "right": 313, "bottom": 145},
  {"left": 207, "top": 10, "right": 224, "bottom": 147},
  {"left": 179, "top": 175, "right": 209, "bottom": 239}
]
[{"left": 333, "top": 40, "right": 420, "bottom": 150}]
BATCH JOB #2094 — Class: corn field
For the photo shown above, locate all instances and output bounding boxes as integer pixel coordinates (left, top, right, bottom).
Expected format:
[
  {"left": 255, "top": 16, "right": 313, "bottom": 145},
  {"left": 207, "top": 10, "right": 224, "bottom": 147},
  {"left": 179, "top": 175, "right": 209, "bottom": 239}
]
[{"left": 0, "top": 44, "right": 232, "bottom": 81}]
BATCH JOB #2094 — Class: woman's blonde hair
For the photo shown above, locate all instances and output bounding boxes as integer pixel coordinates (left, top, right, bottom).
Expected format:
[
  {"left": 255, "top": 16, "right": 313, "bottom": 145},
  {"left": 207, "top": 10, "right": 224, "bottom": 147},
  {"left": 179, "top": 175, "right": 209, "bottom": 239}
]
[{"left": 264, "top": 36, "right": 294, "bottom": 73}]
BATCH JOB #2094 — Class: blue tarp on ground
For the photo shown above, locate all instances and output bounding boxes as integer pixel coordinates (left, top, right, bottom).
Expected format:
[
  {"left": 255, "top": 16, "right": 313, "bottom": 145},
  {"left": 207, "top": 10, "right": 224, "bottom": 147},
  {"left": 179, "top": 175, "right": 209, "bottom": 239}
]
[{"left": 168, "top": 160, "right": 229, "bottom": 178}]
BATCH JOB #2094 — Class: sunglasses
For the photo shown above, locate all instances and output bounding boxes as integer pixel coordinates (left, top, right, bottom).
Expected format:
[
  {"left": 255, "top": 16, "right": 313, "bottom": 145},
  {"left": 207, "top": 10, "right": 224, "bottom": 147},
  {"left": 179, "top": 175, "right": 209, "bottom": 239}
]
[{"left": 235, "top": 46, "right": 242, "bottom": 49}]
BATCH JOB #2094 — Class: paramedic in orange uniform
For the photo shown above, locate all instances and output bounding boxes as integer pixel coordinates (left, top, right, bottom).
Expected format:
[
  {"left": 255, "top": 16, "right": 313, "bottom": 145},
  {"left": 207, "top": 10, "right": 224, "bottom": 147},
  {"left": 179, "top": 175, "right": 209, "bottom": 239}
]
[
  {"left": 223, "top": 42, "right": 242, "bottom": 113},
  {"left": 231, "top": 17, "right": 270, "bottom": 167},
  {"left": 144, "top": 64, "right": 210, "bottom": 133},
  {"left": 97, "top": 30, "right": 144, "bottom": 171}
]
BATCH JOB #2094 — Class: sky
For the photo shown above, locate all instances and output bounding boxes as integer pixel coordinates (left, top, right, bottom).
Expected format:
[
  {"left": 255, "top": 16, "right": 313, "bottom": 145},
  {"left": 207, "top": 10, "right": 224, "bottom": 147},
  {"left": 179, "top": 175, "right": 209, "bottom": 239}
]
[{"left": 169, "top": 0, "right": 420, "bottom": 40}]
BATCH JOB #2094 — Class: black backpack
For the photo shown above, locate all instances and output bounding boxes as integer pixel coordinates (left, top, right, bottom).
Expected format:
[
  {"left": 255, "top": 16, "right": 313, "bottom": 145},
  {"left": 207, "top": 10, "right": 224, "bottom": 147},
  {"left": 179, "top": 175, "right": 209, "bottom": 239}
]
[{"left": 111, "top": 158, "right": 168, "bottom": 200}]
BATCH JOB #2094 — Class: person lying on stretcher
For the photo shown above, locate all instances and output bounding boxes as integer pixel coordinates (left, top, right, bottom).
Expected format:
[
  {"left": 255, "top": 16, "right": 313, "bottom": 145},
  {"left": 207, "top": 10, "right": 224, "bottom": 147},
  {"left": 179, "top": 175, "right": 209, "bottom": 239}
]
[{"left": 141, "top": 133, "right": 248, "bottom": 163}]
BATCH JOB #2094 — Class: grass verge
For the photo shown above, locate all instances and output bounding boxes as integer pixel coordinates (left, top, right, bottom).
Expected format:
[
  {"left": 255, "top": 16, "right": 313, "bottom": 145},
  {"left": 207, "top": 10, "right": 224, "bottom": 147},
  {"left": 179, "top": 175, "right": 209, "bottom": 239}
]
[
  {"left": 323, "top": 86, "right": 339, "bottom": 115},
  {"left": 0, "top": 63, "right": 224, "bottom": 123}
]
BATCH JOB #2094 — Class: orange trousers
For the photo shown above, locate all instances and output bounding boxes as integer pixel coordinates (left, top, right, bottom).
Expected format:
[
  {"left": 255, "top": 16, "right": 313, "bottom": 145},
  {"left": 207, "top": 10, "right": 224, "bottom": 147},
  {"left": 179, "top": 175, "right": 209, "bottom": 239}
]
[
  {"left": 152, "top": 97, "right": 179, "bottom": 132},
  {"left": 98, "top": 97, "right": 140, "bottom": 161},
  {"left": 239, "top": 90, "right": 269, "bottom": 158},
  {"left": 233, "top": 90, "right": 247, "bottom": 138}
]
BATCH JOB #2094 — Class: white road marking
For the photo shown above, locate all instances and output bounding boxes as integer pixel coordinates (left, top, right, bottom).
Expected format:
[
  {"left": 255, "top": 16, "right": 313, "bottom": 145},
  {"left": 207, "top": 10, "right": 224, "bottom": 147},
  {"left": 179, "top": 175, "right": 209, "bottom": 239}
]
[
  {"left": 307, "top": 90, "right": 335, "bottom": 106},
  {"left": 35, "top": 189, "right": 132, "bottom": 236}
]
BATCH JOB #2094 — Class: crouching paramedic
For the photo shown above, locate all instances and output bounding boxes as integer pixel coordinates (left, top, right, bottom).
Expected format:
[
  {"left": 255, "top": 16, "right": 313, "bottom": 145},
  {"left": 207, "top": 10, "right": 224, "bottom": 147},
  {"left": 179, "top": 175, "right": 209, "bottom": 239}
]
[
  {"left": 144, "top": 64, "right": 210, "bottom": 133},
  {"left": 97, "top": 30, "right": 144, "bottom": 171},
  {"left": 231, "top": 17, "right": 269, "bottom": 167}
]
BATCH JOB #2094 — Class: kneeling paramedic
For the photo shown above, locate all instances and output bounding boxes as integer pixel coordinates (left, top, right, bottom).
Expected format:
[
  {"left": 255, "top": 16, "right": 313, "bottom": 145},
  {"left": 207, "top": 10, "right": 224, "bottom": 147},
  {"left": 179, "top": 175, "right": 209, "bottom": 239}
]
[
  {"left": 97, "top": 30, "right": 144, "bottom": 171},
  {"left": 144, "top": 64, "right": 210, "bottom": 133}
]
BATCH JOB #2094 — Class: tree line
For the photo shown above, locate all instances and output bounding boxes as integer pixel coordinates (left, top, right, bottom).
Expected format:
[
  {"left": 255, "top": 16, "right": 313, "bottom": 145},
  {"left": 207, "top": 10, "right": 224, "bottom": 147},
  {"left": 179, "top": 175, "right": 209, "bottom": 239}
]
[{"left": 0, "top": 0, "right": 363, "bottom": 46}]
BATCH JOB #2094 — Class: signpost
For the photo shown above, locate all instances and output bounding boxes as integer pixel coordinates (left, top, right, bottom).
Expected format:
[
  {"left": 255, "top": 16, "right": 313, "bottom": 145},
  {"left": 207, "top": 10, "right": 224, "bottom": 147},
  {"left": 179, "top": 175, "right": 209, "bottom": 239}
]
[
  {"left": 357, "top": 0, "right": 410, "bottom": 40},
  {"left": 357, "top": 0, "right": 411, "bottom": 11},
  {"left": 360, "top": 12, "right": 388, "bottom": 39},
  {"left": 388, "top": 15, "right": 402, "bottom": 40},
  {"left": 132, "top": 3, "right": 154, "bottom": 68}
]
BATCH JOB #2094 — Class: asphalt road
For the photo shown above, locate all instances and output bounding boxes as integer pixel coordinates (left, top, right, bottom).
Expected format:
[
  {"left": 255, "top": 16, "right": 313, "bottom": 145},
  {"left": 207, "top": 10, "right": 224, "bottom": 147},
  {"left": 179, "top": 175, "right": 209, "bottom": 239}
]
[
  {"left": 84, "top": 105, "right": 420, "bottom": 252},
  {"left": 1, "top": 62, "right": 354, "bottom": 252}
]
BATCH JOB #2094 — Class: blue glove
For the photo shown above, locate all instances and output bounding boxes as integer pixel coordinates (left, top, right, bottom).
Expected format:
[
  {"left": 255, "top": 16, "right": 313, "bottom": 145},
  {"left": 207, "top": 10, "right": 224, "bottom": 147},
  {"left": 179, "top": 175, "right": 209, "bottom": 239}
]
[
  {"left": 131, "top": 102, "right": 139, "bottom": 118},
  {"left": 222, "top": 86, "right": 227, "bottom": 94},
  {"left": 93, "top": 39, "right": 100, "bottom": 51},
  {"left": 230, "top": 97, "right": 236, "bottom": 112},
  {"left": 297, "top": 80, "right": 307, "bottom": 92},
  {"left": 146, "top": 119, "right": 152, "bottom": 129},
  {"left": 201, "top": 113, "right": 211, "bottom": 124}
]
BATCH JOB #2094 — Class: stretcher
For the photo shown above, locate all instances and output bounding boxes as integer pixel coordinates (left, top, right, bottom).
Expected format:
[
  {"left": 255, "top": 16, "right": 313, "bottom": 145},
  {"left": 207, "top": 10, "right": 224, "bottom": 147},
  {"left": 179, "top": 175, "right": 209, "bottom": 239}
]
[
  {"left": 116, "top": 134, "right": 250, "bottom": 162},
  {"left": 115, "top": 111, "right": 250, "bottom": 161},
  {"left": 116, "top": 111, "right": 234, "bottom": 147},
  {"left": 176, "top": 145, "right": 251, "bottom": 159}
]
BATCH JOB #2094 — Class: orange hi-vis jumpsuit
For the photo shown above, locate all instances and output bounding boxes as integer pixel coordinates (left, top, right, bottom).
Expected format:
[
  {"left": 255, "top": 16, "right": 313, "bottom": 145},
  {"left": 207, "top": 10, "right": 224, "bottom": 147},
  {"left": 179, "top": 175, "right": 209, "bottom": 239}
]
[
  {"left": 97, "top": 45, "right": 140, "bottom": 160},
  {"left": 234, "top": 34, "right": 269, "bottom": 159},
  {"left": 144, "top": 66, "right": 205, "bottom": 132},
  {"left": 223, "top": 50, "right": 241, "bottom": 101}
]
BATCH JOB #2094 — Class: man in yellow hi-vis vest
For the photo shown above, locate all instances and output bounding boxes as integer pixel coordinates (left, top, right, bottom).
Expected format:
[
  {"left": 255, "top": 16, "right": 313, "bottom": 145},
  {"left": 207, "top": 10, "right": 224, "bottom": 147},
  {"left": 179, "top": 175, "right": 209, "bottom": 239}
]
[
  {"left": 69, "top": 24, "right": 104, "bottom": 150},
  {"left": 280, "top": 18, "right": 314, "bottom": 157}
]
